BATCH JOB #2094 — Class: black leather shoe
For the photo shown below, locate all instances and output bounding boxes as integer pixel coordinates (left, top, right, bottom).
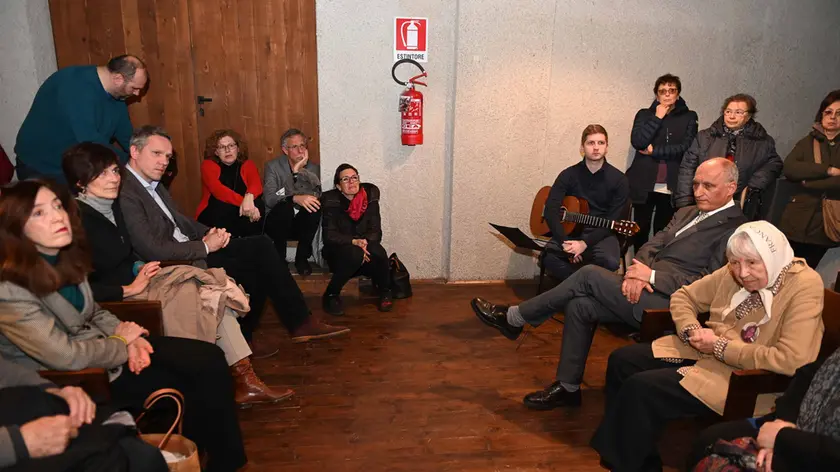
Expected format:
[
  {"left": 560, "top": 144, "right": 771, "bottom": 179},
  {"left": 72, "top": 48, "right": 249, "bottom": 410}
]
[
  {"left": 523, "top": 381, "right": 582, "bottom": 410},
  {"left": 322, "top": 293, "right": 344, "bottom": 316},
  {"left": 470, "top": 297, "right": 522, "bottom": 340},
  {"left": 295, "top": 259, "right": 313, "bottom": 276}
]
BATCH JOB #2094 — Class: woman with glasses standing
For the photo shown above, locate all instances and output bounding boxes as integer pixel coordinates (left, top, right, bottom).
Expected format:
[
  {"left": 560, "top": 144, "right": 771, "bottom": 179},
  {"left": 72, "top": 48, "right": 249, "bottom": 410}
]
[
  {"left": 675, "top": 94, "right": 782, "bottom": 218},
  {"left": 320, "top": 164, "right": 393, "bottom": 316},
  {"left": 626, "top": 74, "right": 699, "bottom": 251},
  {"left": 778, "top": 90, "right": 840, "bottom": 268},
  {"left": 196, "top": 129, "right": 264, "bottom": 237}
]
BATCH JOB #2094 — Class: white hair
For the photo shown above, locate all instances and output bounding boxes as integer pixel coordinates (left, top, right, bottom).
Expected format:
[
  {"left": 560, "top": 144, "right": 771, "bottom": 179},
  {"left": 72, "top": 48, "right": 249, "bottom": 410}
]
[{"left": 726, "top": 231, "right": 761, "bottom": 261}]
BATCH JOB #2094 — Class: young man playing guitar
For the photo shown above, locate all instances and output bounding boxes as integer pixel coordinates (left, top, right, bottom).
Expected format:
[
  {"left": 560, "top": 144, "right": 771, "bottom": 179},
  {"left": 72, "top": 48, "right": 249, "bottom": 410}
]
[{"left": 542, "top": 124, "right": 630, "bottom": 281}]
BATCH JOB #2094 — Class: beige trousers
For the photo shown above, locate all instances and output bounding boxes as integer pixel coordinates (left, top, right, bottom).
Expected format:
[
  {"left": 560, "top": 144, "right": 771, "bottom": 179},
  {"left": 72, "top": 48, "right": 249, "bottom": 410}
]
[{"left": 216, "top": 312, "right": 252, "bottom": 365}]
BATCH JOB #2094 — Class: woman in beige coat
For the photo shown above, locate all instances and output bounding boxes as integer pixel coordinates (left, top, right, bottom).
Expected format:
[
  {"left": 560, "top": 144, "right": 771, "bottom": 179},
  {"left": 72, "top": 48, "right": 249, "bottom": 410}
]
[{"left": 590, "top": 221, "right": 824, "bottom": 472}]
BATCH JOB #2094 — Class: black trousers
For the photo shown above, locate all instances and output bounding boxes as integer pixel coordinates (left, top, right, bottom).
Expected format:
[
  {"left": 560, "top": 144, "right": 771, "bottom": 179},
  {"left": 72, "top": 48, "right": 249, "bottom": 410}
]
[
  {"left": 197, "top": 198, "right": 265, "bottom": 238},
  {"left": 323, "top": 242, "right": 390, "bottom": 296},
  {"left": 789, "top": 241, "right": 829, "bottom": 269},
  {"left": 0, "top": 386, "right": 166, "bottom": 472},
  {"left": 263, "top": 200, "right": 322, "bottom": 262},
  {"left": 109, "top": 336, "right": 246, "bottom": 472},
  {"left": 207, "top": 234, "right": 310, "bottom": 340},
  {"left": 633, "top": 192, "right": 675, "bottom": 252},
  {"left": 590, "top": 343, "right": 714, "bottom": 472},
  {"left": 542, "top": 233, "right": 621, "bottom": 281}
]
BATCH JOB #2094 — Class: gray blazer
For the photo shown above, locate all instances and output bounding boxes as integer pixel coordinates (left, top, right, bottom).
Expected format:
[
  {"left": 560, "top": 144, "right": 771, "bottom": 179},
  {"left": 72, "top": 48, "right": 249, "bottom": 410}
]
[
  {"left": 635, "top": 204, "right": 747, "bottom": 296},
  {"left": 118, "top": 168, "right": 209, "bottom": 262},
  {"left": 263, "top": 155, "right": 321, "bottom": 211},
  {"left": 0, "top": 280, "right": 128, "bottom": 373}
]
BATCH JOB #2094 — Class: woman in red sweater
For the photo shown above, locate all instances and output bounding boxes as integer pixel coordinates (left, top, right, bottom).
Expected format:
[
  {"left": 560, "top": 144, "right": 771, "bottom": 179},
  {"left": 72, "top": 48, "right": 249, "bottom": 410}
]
[{"left": 196, "top": 129, "right": 264, "bottom": 236}]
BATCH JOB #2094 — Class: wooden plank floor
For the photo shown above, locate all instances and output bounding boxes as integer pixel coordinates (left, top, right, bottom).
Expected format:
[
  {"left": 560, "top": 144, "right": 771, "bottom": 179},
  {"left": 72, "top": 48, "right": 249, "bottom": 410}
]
[{"left": 241, "top": 282, "right": 686, "bottom": 471}]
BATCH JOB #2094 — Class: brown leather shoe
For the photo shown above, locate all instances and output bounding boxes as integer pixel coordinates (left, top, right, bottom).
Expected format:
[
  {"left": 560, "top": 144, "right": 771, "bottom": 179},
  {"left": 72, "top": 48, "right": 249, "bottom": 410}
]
[
  {"left": 230, "top": 357, "right": 294, "bottom": 407},
  {"left": 290, "top": 317, "right": 350, "bottom": 343}
]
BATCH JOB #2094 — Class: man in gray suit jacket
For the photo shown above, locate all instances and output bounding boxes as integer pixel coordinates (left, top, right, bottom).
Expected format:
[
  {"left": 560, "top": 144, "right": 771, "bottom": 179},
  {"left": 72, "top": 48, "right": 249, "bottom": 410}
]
[
  {"left": 118, "top": 126, "right": 348, "bottom": 346},
  {"left": 263, "top": 128, "right": 322, "bottom": 275},
  {"left": 472, "top": 158, "right": 746, "bottom": 410}
]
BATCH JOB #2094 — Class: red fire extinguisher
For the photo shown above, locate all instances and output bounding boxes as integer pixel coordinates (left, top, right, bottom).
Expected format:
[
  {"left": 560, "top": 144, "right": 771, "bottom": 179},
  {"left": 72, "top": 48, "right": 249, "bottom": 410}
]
[{"left": 392, "top": 59, "right": 427, "bottom": 146}]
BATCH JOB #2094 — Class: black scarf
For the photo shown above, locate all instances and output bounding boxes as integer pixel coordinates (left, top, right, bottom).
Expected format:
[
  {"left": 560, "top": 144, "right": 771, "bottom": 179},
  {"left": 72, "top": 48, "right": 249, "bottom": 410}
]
[{"left": 722, "top": 125, "right": 745, "bottom": 162}]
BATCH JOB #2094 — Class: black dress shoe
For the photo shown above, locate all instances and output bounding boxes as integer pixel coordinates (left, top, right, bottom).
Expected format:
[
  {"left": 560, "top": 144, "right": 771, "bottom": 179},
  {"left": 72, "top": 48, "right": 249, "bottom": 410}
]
[
  {"left": 523, "top": 381, "right": 582, "bottom": 410},
  {"left": 322, "top": 293, "right": 344, "bottom": 316},
  {"left": 470, "top": 297, "right": 522, "bottom": 340},
  {"left": 295, "top": 259, "right": 313, "bottom": 276}
]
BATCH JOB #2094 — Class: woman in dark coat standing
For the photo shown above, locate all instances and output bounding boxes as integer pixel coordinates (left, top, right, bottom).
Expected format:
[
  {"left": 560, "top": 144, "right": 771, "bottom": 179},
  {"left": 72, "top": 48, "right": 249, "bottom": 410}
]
[
  {"left": 675, "top": 94, "right": 783, "bottom": 216},
  {"left": 626, "top": 74, "right": 698, "bottom": 251},
  {"left": 321, "top": 164, "right": 393, "bottom": 316},
  {"left": 778, "top": 89, "right": 840, "bottom": 268}
]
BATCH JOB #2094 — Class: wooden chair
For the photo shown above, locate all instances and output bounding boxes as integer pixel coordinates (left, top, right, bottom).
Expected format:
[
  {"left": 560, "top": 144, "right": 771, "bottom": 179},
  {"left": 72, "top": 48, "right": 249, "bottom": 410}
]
[
  {"left": 640, "top": 288, "right": 840, "bottom": 421},
  {"left": 39, "top": 300, "right": 165, "bottom": 403}
]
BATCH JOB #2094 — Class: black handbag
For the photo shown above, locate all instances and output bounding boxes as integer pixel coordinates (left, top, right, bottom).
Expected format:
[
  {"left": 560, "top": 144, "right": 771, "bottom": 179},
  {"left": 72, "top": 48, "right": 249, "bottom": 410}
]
[{"left": 389, "top": 253, "right": 412, "bottom": 299}]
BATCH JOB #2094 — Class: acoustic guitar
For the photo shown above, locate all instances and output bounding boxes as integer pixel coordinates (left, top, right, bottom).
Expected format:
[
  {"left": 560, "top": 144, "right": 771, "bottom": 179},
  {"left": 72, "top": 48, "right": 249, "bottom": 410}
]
[{"left": 529, "top": 186, "right": 640, "bottom": 238}]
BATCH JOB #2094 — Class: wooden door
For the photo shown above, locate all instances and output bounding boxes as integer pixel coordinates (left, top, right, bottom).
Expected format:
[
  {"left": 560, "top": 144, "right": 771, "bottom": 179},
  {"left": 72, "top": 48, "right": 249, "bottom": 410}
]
[
  {"left": 48, "top": 0, "right": 320, "bottom": 214},
  {"left": 49, "top": 0, "right": 202, "bottom": 212},
  {"left": 188, "top": 0, "right": 321, "bottom": 176}
]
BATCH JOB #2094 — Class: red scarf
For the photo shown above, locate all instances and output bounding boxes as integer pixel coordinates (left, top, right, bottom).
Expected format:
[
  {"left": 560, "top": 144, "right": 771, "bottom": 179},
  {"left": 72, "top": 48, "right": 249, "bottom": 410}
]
[{"left": 346, "top": 187, "right": 368, "bottom": 221}]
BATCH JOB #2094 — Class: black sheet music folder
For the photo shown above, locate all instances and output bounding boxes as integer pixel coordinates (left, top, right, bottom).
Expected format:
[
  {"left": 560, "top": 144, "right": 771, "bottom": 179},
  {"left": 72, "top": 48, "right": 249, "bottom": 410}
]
[{"left": 489, "top": 223, "right": 545, "bottom": 251}]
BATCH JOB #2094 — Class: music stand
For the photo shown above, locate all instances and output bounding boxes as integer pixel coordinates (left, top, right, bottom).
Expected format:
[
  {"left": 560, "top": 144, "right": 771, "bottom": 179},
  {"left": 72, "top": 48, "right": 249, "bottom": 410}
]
[{"left": 489, "top": 223, "right": 545, "bottom": 252}]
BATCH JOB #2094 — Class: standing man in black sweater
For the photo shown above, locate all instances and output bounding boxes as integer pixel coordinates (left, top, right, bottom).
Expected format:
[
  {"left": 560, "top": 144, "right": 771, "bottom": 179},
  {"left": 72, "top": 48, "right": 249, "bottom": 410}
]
[
  {"left": 541, "top": 124, "right": 630, "bottom": 281},
  {"left": 626, "top": 74, "right": 698, "bottom": 251}
]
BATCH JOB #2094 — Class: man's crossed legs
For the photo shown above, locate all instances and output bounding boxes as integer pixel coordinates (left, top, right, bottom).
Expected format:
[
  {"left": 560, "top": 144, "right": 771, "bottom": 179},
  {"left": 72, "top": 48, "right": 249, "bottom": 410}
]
[{"left": 470, "top": 264, "right": 669, "bottom": 409}]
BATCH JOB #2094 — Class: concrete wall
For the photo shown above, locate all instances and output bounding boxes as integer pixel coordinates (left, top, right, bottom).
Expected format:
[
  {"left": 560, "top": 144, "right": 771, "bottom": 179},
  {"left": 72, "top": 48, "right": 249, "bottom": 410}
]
[
  {"left": 3, "top": 0, "right": 840, "bottom": 281},
  {"left": 317, "top": 0, "right": 840, "bottom": 280},
  {"left": 316, "top": 0, "right": 459, "bottom": 279},
  {"left": 0, "top": 0, "right": 56, "bottom": 166}
]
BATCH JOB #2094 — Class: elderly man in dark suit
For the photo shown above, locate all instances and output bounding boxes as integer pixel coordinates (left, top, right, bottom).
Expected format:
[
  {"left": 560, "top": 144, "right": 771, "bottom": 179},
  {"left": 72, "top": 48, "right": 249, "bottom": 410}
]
[
  {"left": 472, "top": 157, "right": 746, "bottom": 410},
  {"left": 118, "top": 126, "right": 348, "bottom": 349}
]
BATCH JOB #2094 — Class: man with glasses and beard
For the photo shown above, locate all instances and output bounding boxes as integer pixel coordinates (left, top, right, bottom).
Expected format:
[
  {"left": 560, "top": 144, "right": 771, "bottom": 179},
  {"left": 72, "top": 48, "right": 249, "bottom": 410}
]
[{"left": 14, "top": 55, "right": 147, "bottom": 183}]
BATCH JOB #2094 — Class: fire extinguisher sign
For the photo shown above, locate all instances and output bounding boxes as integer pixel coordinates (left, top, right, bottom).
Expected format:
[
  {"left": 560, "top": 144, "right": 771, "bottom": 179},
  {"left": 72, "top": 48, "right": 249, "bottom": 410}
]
[{"left": 394, "top": 17, "right": 428, "bottom": 63}]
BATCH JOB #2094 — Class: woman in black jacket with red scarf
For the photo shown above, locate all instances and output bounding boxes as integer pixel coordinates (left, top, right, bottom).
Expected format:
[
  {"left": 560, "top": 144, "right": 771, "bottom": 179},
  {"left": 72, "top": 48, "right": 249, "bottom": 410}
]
[
  {"left": 626, "top": 74, "right": 699, "bottom": 251},
  {"left": 321, "top": 164, "right": 392, "bottom": 316}
]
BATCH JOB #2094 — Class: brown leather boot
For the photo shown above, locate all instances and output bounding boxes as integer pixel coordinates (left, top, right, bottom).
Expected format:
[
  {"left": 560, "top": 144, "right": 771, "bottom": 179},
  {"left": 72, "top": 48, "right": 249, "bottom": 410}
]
[
  {"left": 230, "top": 358, "right": 294, "bottom": 407},
  {"left": 290, "top": 316, "right": 350, "bottom": 343}
]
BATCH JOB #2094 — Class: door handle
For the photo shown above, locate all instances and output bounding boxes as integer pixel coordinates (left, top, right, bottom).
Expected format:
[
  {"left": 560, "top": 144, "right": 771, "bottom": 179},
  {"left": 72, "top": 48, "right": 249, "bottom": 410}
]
[{"left": 197, "top": 95, "right": 213, "bottom": 105}]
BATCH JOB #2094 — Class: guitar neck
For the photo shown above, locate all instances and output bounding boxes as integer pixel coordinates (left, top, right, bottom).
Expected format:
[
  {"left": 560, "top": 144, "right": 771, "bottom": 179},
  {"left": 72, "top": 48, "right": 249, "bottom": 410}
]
[{"left": 563, "top": 211, "right": 614, "bottom": 230}]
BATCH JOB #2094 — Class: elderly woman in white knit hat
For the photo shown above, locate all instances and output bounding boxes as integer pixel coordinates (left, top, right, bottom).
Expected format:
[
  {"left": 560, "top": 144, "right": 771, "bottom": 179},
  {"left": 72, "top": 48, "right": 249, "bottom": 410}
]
[{"left": 590, "top": 220, "right": 825, "bottom": 472}]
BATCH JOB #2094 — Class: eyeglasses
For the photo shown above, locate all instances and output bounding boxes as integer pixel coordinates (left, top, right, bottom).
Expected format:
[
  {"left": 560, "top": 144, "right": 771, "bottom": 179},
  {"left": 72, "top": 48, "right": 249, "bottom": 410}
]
[
  {"left": 823, "top": 110, "right": 840, "bottom": 118},
  {"left": 339, "top": 175, "right": 360, "bottom": 183},
  {"left": 285, "top": 143, "right": 308, "bottom": 151},
  {"left": 217, "top": 143, "right": 238, "bottom": 152},
  {"left": 657, "top": 87, "right": 678, "bottom": 95},
  {"left": 724, "top": 110, "right": 748, "bottom": 117}
]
